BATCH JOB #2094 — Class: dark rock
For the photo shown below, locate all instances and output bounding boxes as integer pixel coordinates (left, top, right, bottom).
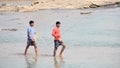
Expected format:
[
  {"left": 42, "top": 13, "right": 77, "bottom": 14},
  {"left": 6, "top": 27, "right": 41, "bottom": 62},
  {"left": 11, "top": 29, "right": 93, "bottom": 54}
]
[
  {"left": 41, "top": 1, "right": 44, "bottom": 3},
  {"left": 33, "top": 2, "right": 39, "bottom": 5},
  {"left": 89, "top": 3, "right": 100, "bottom": 8},
  {"left": 1, "top": 4, "right": 11, "bottom": 7},
  {"left": 115, "top": 2, "right": 120, "bottom": 4},
  {"left": 80, "top": 12, "right": 92, "bottom": 15},
  {"left": 31, "top": 1, "right": 39, "bottom": 6},
  {"left": 83, "top": 7, "right": 89, "bottom": 9},
  {"left": 2, "top": 28, "right": 18, "bottom": 31},
  {"left": 1, "top": 4, "right": 7, "bottom": 6}
]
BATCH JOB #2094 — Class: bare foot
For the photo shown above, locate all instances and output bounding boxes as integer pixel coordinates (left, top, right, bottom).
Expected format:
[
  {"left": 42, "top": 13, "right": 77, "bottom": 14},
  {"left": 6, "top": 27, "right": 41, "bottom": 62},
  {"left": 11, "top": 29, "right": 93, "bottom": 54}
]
[
  {"left": 59, "top": 54, "right": 63, "bottom": 57},
  {"left": 35, "top": 55, "right": 39, "bottom": 62}
]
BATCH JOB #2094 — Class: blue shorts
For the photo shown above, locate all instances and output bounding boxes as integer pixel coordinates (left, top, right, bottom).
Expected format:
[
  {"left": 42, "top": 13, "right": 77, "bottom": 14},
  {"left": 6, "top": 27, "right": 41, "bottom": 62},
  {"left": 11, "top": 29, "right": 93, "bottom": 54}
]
[
  {"left": 54, "top": 40, "right": 63, "bottom": 49},
  {"left": 27, "top": 39, "right": 36, "bottom": 46}
]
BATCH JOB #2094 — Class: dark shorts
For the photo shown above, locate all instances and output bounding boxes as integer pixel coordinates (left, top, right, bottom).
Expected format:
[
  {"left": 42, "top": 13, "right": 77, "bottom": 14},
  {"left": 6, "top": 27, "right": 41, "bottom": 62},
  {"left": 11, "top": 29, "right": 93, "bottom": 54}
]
[
  {"left": 27, "top": 39, "right": 36, "bottom": 46},
  {"left": 54, "top": 40, "right": 63, "bottom": 49}
]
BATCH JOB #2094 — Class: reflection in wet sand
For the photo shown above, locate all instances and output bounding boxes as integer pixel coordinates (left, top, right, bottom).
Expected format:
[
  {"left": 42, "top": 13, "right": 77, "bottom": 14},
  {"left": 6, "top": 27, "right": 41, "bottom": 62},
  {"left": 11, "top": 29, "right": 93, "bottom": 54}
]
[
  {"left": 54, "top": 57, "right": 65, "bottom": 68},
  {"left": 25, "top": 56, "right": 38, "bottom": 68}
]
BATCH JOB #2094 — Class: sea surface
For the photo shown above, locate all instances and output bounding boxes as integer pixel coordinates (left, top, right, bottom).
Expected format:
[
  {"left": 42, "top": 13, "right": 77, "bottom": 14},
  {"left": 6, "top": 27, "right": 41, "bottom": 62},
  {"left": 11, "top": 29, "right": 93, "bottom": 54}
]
[
  {"left": 0, "top": 4, "right": 120, "bottom": 68},
  {"left": 0, "top": 6, "right": 120, "bottom": 47}
]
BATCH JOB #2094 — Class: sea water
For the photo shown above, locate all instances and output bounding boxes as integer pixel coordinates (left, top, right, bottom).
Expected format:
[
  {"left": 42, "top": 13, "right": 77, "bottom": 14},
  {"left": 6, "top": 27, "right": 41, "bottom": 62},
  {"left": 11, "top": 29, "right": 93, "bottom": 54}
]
[
  {"left": 0, "top": 6, "right": 120, "bottom": 68},
  {"left": 0, "top": 7, "right": 120, "bottom": 47}
]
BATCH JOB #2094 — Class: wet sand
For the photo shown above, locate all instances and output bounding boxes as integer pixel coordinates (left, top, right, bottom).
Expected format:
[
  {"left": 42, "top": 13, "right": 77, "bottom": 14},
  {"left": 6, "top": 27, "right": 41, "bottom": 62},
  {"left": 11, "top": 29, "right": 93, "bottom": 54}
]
[{"left": 0, "top": 43, "right": 120, "bottom": 68}]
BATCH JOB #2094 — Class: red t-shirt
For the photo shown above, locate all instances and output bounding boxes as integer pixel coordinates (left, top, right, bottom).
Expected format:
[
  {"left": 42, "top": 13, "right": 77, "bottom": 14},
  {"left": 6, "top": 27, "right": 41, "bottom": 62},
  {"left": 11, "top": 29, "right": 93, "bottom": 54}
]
[{"left": 52, "top": 27, "right": 61, "bottom": 40}]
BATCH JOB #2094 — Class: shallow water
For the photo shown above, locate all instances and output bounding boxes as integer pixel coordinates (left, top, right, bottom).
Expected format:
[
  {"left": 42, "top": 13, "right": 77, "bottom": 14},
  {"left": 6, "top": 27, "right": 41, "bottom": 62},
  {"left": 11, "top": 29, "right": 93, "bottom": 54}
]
[
  {"left": 0, "top": 7, "right": 120, "bottom": 47},
  {"left": 0, "top": 46, "right": 120, "bottom": 68},
  {"left": 0, "top": 6, "right": 120, "bottom": 68}
]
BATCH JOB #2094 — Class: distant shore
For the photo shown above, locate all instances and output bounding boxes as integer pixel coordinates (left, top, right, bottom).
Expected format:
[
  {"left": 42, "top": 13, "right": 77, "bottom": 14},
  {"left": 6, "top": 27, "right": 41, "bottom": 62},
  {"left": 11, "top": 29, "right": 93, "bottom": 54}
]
[{"left": 0, "top": 0, "right": 120, "bottom": 12}]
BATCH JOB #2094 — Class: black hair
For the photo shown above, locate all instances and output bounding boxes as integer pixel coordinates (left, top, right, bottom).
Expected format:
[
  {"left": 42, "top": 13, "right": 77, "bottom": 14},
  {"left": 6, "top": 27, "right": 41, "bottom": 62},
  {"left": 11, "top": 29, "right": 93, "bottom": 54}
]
[
  {"left": 56, "top": 21, "right": 61, "bottom": 25},
  {"left": 29, "top": 20, "right": 34, "bottom": 24}
]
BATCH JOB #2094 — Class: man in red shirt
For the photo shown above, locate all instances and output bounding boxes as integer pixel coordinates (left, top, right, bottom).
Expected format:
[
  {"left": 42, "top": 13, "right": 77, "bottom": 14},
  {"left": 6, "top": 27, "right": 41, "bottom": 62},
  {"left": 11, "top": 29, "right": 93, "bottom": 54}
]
[{"left": 52, "top": 21, "right": 66, "bottom": 57}]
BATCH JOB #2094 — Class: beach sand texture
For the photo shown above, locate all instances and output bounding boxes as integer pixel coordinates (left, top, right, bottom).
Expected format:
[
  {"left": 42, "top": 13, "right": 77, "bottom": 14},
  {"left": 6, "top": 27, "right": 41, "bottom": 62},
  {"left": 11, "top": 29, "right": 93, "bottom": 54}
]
[
  {"left": 0, "top": 0, "right": 35, "bottom": 1},
  {"left": 0, "top": 0, "right": 120, "bottom": 12}
]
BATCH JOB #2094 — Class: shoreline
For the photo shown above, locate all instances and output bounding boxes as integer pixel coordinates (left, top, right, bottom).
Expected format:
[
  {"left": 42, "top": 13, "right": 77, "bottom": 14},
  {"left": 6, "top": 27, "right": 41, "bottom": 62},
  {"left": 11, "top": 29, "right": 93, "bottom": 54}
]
[{"left": 0, "top": 0, "right": 120, "bottom": 12}]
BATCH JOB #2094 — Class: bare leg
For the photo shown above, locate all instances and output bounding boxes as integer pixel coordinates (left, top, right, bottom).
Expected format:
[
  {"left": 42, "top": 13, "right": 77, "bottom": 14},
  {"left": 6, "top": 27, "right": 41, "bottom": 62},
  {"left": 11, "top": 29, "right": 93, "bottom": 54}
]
[
  {"left": 54, "top": 48, "right": 57, "bottom": 57},
  {"left": 59, "top": 43, "right": 66, "bottom": 57},
  {"left": 24, "top": 45, "right": 29, "bottom": 55},
  {"left": 34, "top": 45, "right": 38, "bottom": 56}
]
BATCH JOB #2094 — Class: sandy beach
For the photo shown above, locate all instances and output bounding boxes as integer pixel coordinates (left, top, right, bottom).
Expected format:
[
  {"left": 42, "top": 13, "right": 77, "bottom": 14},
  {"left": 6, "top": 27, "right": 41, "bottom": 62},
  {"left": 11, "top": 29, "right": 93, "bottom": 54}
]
[
  {"left": 0, "top": 0, "right": 120, "bottom": 12},
  {"left": 0, "top": 0, "right": 35, "bottom": 1}
]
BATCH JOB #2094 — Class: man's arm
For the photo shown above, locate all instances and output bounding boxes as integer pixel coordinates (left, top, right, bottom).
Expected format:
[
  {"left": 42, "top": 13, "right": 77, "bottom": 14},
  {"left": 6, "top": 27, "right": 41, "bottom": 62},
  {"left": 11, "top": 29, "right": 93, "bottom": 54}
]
[{"left": 52, "top": 29, "right": 57, "bottom": 38}]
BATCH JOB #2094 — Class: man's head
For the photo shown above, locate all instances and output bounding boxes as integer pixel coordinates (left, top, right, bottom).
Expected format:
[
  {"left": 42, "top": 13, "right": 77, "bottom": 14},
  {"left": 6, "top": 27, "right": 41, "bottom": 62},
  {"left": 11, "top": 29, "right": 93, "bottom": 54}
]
[
  {"left": 29, "top": 20, "right": 34, "bottom": 27},
  {"left": 56, "top": 21, "right": 61, "bottom": 28}
]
